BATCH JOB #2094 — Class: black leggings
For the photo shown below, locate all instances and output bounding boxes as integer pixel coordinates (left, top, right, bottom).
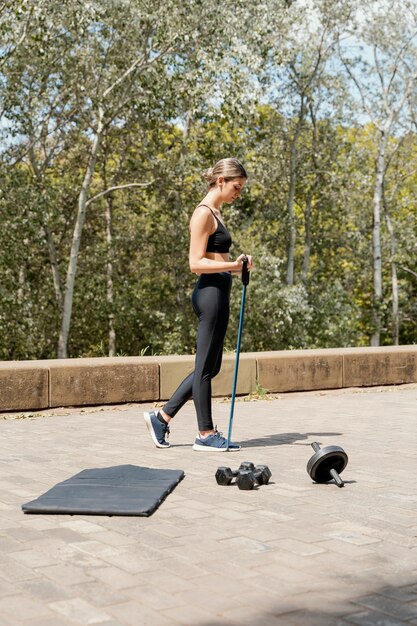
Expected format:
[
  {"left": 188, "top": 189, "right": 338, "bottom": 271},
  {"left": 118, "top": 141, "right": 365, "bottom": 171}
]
[{"left": 163, "top": 272, "right": 232, "bottom": 431}]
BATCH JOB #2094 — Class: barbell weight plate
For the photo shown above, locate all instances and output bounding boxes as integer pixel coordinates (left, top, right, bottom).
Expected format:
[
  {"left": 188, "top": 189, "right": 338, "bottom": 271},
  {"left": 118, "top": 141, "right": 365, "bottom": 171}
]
[{"left": 306, "top": 445, "right": 348, "bottom": 483}]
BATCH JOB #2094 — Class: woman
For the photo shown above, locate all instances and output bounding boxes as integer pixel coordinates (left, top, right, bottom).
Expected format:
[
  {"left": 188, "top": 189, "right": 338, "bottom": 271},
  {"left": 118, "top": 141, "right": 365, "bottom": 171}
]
[{"left": 144, "top": 158, "right": 253, "bottom": 451}]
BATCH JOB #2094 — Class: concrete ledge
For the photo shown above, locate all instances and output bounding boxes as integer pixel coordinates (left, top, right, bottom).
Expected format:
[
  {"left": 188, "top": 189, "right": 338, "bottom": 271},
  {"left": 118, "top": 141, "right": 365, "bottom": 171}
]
[
  {"left": 256, "top": 349, "right": 343, "bottom": 393},
  {"left": 212, "top": 354, "right": 257, "bottom": 397},
  {"left": 48, "top": 357, "right": 159, "bottom": 407},
  {"left": 157, "top": 354, "right": 257, "bottom": 400},
  {"left": 1, "top": 346, "right": 417, "bottom": 411},
  {"left": 158, "top": 355, "right": 194, "bottom": 401},
  {"left": 342, "top": 345, "right": 417, "bottom": 387},
  {"left": 0, "top": 361, "right": 49, "bottom": 411}
]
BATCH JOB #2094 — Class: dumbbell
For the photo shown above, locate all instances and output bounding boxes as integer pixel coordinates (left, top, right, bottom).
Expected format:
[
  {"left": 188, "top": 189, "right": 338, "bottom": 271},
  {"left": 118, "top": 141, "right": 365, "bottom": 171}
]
[
  {"left": 215, "top": 461, "right": 257, "bottom": 486},
  {"left": 236, "top": 463, "right": 272, "bottom": 491},
  {"left": 306, "top": 442, "right": 348, "bottom": 488}
]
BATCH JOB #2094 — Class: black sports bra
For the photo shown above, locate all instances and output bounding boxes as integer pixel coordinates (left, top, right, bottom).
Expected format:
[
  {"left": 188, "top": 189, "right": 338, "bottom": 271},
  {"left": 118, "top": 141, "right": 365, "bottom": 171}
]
[{"left": 198, "top": 204, "right": 232, "bottom": 253}]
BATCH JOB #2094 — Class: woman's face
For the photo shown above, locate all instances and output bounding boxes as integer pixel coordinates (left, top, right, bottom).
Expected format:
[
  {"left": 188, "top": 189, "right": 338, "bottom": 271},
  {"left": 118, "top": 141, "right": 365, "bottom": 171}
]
[{"left": 221, "top": 177, "right": 247, "bottom": 204}]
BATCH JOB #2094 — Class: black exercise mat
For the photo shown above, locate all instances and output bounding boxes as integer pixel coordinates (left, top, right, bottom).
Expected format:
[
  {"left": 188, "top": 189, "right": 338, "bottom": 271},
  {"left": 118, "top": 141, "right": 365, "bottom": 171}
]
[{"left": 22, "top": 464, "right": 185, "bottom": 517}]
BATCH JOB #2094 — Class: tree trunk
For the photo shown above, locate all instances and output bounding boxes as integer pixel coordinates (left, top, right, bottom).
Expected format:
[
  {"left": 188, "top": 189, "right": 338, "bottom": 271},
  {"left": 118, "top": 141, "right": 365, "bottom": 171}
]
[
  {"left": 28, "top": 147, "right": 63, "bottom": 310},
  {"left": 390, "top": 258, "right": 399, "bottom": 345},
  {"left": 286, "top": 137, "right": 297, "bottom": 286},
  {"left": 383, "top": 194, "right": 399, "bottom": 345},
  {"left": 43, "top": 224, "right": 63, "bottom": 310},
  {"left": 57, "top": 110, "right": 104, "bottom": 358},
  {"left": 286, "top": 98, "right": 305, "bottom": 286},
  {"left": 302, "top": 99, "right": 319, "bottom": 283},
  {"left": 370, "top": 128, "right": 387, "bottom": 347},
  {"left": 302, "top": 190, "right": 312, "bottom": 283},
  {"left": 17, "top": 266, "right": 25, "bottom": 304},
  {"left": 105, "top": 194, "right": 116, "bottom": 357}
]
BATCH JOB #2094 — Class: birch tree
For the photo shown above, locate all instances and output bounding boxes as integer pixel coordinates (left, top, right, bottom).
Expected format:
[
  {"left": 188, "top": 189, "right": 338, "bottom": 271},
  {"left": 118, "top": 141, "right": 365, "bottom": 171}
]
[
  {"left": 261, "top": 0, "right": 355, "bottom": 286},
  {"left": 339, "top": 0, "right": 417, "bottom": 345}
]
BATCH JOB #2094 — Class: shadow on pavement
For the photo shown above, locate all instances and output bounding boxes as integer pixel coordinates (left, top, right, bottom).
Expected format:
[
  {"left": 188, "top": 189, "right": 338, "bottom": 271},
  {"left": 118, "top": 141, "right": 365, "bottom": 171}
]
[
  {"left": 197, "top": 579, "right": 417, "bottom": 625},
  {"left": 241, "top": 431, "right": 343, "bottom": 448}
]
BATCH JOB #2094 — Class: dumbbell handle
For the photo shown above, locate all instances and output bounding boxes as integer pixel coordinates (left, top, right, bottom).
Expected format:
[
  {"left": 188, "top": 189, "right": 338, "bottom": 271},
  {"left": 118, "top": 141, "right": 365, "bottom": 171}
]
[
  {"left": 235, "top": 467, "right": 263, "bottom": 483},
  {"left": 311, "top": 442, "right": 344, "bottom": 487}
]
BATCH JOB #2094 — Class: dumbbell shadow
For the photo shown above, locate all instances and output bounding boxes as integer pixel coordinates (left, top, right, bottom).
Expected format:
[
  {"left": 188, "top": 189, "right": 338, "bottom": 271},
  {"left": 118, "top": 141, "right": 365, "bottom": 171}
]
[{"left": 215, "top": 461, "right": 272, "bottom": 491}]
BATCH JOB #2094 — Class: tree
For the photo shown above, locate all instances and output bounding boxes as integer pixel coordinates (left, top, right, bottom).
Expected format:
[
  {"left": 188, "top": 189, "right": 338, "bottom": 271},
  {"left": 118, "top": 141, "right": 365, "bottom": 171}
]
[{"left": 339, "top": 1, "right": 417, "bottom": 345}]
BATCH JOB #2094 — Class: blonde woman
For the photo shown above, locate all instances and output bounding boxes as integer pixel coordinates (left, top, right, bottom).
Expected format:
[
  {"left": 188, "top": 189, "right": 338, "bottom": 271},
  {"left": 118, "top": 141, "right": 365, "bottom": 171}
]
[{"left": 144, "top": 158, "right": 253, "bottom": 451}]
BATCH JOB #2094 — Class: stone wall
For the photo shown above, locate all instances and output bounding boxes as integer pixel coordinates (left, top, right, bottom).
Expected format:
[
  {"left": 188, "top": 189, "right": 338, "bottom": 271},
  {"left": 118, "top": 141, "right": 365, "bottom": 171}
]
[{"left": 1, "top": 345, "right": 416, "bottom": 411}]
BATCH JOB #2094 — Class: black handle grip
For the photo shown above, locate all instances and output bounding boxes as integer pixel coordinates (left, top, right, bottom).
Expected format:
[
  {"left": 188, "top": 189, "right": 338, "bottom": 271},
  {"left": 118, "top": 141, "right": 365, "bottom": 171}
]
[{"left": 242, "top": 256, "right": 250, "bottom": 286}]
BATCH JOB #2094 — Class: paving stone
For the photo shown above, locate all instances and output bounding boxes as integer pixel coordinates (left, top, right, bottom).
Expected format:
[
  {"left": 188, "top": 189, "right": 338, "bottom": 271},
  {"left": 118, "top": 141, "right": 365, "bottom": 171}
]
[
  {"left": 69, "top": 539, "right": 126, "bottom": 561},
  {"left": 71, "top": 581, "right": 130, "bottom": 608},
  {"left": 5, "top": 525, "right": 46, "bottom": 543},
  {"left": 0, "top": 533, "right": 25, "bottom": 553},
  {"left": 378, "top": 585, "right": 417, "bottom": 602},
  {"left": 46, "top": 527, "right": 94, "bottom": 544},
  {"left": 353, "top": 594, "right": 417, "bottom": 621},
  {"left": 18, "top": 517, "right": 62, "bottom": 531},
  {"left": 314, "top": 539, "right": 375, "bottom": 557},
  {"left": 0, "top": 557, "right": 40, "bottom": 582},
  {"left": 135, "top": 571, "right": 194, "bottom": 594},
  {"left": 283, "top": 609, "right": 350, "bottom": 625},
  {"left": 49, "top": 597, "right": 112, "bottom": 624},
  {"left": 28, "top": 617, "right": 74, "bottom": 626},
  {"left": 98, "top": 548, "right": 166, "bottom": 575},
  {"left": 61, "top": 520, "right": 108, "bottom": 535},
  {"left": 86, "top": 530, "right": 138, "bottom": 548},
  {"left": 122, "top": 585, "right": 187, "bottom": 611},
  {"left": 18, "top": 577, "right": 71, "bottom": 602},
  {"left": 344, "top": 611, "right": 409, "bottom": 625},
  {"left": 220, "top": 605, "right": 290, "bottom": 625},
  {"left": 267, "top": 538, "right": 326, "bottom": 556},
  {"left": 87, "top": 566, "right": 139, "bottom": 591},
  {"left": 9, "top": 548, "right": 61, "bottom": 569},
  {"left": 0, "top": 593, "right": 54, "bottom": 621},
  {"left": 0, "top": 577, "right": 18, "bottom": 598},
  {"left": 219, "top": 535, "right": 274, "bottom": 553},
  {"left": 37, "top": 563, "right": 92, "bottom": 586},
  {"left": 107, "top": 601, "right": 172, "bottom": 625}
]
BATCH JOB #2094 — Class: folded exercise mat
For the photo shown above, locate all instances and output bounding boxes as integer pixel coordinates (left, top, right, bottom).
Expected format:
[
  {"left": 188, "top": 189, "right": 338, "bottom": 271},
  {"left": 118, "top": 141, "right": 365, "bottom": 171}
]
[{"left": 22, "top": 464, "right": 185, "bottom": 517}]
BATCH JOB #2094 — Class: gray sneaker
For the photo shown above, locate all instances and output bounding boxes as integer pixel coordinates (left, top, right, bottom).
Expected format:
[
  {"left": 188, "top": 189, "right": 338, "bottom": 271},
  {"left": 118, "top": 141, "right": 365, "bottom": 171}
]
[
  {"left": 144, "top": 411, "right": 170, "bottom": 448},
  {"left": 193, "top": 430, "right": 241, "bottom": 452}
]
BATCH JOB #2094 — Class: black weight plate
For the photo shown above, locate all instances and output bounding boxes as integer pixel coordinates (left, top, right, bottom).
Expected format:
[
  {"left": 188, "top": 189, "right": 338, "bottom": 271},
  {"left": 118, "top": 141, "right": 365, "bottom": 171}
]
[{"left": 307, "top": 446, "right": 348, "bottom": 483}]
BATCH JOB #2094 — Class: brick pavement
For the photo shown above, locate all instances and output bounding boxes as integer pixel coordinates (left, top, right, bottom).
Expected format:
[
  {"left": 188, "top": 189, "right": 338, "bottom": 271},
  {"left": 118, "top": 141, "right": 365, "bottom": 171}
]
[{"left": 0, "top": 384, "right": 416, "bottom": 626}]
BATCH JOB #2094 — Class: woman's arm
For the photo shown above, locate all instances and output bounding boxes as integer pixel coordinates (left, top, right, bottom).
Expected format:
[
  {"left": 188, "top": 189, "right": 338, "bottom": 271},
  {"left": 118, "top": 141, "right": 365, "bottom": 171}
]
[{"left": 189, "top": 207, "right": 241, "bottom": 274}]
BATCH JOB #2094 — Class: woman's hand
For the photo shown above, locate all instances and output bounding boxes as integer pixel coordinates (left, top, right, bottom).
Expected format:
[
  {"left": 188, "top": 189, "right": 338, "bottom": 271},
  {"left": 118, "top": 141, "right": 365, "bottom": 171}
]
[{"left": 234, "top": 253, "right": 254, "bottom": 272}]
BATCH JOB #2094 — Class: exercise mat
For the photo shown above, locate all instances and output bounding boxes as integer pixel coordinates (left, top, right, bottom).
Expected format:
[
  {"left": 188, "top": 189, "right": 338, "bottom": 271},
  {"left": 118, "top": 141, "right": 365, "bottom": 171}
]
[{"left": 22, "top": 464, "right": 185, "bottom": 517}]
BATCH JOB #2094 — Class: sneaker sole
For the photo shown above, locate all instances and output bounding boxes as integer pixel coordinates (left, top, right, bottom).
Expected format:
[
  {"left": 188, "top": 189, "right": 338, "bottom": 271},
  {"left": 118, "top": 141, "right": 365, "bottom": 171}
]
[
  {"left": 192, "top": 442, "right": 241, "bottom": 452},
  {"left": 143, "top": 412, "right": 171, "bottom": 448}
]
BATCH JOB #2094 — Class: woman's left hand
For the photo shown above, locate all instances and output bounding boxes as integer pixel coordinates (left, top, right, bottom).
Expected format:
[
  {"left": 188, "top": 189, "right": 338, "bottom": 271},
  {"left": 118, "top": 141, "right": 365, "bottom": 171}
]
[
  {"left": 243, "top": 254, "right": 254, "bottom": 271},
  {"left": 233, "top": 253, "right": 254, "bottom": 273}
]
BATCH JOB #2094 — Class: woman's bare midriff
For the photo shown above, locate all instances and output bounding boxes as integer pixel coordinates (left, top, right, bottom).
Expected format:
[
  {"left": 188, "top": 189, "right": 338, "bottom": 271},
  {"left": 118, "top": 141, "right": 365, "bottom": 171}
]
[{"left": 205, "top": 252, "right": 229, "bottom": 263}]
